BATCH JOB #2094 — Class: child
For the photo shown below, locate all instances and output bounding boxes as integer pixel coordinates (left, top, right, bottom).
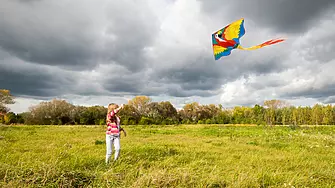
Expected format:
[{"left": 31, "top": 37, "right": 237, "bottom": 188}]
[{"left": 105, "top": 103, "right": 125, "bottom": 164}]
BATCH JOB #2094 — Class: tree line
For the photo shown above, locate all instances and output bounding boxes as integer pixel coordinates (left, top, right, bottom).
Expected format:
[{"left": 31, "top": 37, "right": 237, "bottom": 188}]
[{"left": 2, "top": 89, "right": 335, "bottom": 126}]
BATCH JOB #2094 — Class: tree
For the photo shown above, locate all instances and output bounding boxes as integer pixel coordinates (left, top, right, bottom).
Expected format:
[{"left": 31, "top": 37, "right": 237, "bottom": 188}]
[
  {"left": 79, "top": 106, "right": 106, "bottom": 125},
  {"left": 15, "top": 113, "right": 25, "bottom": 124},
  {"left": 69, "top": 106, "right": 86, "bottom": 125},
  {"left": 311, "top": 104, "right": 323, "bottom": 125},
  {"left": 128, "top": 96, "right": 152, "bottom": 116},
  {"left": 263, "top": 99, "right": 289, "bottom": 109},
  {"left": 215, "top": 110, "right": 231, "bottom": 124},
  {"left": 252, "top": 104, "right": 265, "bottom": 125},
  {"left": 48, "top": 99, "right": 75, "bottom": 125},
  {"left": 0, "top": 89, "right": 15, "bottom": 114},
  {"left": 146, "top": 102, "right": 161, "bottom": 122},
  {"left": 179, "top": 102, "right": 201, "bottom": 123},
  {"left": 20, "top": 112, "right": 34, "bottom": 125},
  {"left": 322, "top": 104, "right": 333, "bottom": 125},
  {"left": 28, "top": 102, "right": 51, "bottom": 125},
  {"left": 4, "top": 112, "right": 16, "bottom": 125},
  {"left": 159, "top": 101, "right": 178, "bottom": 123},
  {"left": 232, "top": 106, "right": 244, "bottom": 124},
  {"left": 28, "top": 99, "right": 75, "bottom": 125},
  {"left": 281, "top": 107, "right": 292, "bottom": 125},
  {"left": 118, "top": 104, "right": 141, "bottom": 125},
  {"left": 263, "top": 100, "right": 289, "bottom": 126}
]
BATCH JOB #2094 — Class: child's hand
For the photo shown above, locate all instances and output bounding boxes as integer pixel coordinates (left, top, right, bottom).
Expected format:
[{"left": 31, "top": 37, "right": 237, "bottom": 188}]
[{"left": 121, "top": 128, "right": 127, "bottom": 137}]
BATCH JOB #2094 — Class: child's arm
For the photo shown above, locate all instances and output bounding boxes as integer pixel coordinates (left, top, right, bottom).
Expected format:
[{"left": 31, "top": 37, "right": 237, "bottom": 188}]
[
  {"left": 114, "top": 104, "right": 124, "bottom": 114},
  {"left": 106, "top": 113, "right": 113, "bottom": 123},
  {"left": 120, "top": 127, "right": 127, "bottom": 137}
]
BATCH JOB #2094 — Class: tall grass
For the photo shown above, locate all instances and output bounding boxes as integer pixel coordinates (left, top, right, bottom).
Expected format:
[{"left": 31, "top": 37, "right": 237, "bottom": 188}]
[{"left": 0, "top": 124, "right": 335, "bottom": 187}]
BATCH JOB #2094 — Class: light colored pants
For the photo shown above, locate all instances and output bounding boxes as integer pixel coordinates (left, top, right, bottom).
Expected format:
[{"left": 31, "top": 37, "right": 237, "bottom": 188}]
[{"left": 106, "top": 134, "right": 120, "bottom": 163}]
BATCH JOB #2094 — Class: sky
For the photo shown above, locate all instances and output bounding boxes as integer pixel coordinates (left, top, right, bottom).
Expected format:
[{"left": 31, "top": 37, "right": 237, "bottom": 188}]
[{"left": 1, "top": 0, "right": 335, "bottom": 113}]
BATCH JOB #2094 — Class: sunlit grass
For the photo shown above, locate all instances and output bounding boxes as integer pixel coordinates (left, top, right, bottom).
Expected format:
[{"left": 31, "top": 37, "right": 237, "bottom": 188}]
[{"left": 1, "top": 124, "right": 335, "bottom": 187}]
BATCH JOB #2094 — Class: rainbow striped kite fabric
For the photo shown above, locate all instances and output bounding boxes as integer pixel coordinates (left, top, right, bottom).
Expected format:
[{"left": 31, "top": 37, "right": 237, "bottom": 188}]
[{"left": 212, "top": 18, "right": 285, "bottom": 60}]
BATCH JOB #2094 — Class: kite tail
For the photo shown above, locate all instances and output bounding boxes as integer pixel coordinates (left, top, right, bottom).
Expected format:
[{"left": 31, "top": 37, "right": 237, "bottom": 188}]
[{"left": 237, "top": 38, "right": 286, "bottom": 50}]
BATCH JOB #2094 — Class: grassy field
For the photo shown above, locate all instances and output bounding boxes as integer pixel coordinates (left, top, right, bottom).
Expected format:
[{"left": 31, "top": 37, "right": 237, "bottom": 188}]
[{"left": 0, "top": 124, "right": 335, "bottom": 187}]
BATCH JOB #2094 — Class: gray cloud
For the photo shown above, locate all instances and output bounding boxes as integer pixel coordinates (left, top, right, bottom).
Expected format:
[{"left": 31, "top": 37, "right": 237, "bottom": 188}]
[
  {"left": 200, "top": 0, "right": 335, "bottom": 33},
  {"left": 1, "top": 0, "right": 292, "bottom": 100},
  {"left": 0, "top": 1, "right": 102, "bottom": 70},
  {"left": 248, "top": 78, "right": 285, "bottom": 91},
  {"left": 102, "top": 1, "right": 160, "bottom": 72},
  {"left": 154, "top": 58, "right": 223, "bottom": 90},
  {"left": 1, "top": 0, "right": 335, "bottom": 112},
  {"left": 283, "top": 86, "right": 335, "bottom": 103},
  {"left": 103, "top": 78, "right": 142, "bottom": 94},
  {"left": 0, "top": 60, "right": 77, "bottom": 98},
  {"left": 149, "top": 47, "right": 290, "bottom": 98},
  {"left": 307, "top": 41, "right": 335, "bottom": 63},
  {"left": 299, "top": 20, "right": 335, "bottom": 64},
  {"left": 322, "top": 96, "right": 335, "bottom": 104},
  {"left": 0, "top": 0, "right": 159, "bottom": 72}
]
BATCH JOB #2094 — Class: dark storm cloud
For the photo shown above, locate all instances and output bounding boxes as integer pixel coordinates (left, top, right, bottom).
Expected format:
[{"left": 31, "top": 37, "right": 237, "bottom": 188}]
[
  {"left": 230, "top": 50, "right": 290, "bottom": 80},
  {"left": 149, "top": 51, "right": 288, "bottom": 97},
  {"left": 0, "top": 0, "right": 162, "bottom": 103},
  {"left": 157, "top": 66, "right": 222, "bottom": 91},
  {"left": 0, "top": 1, "right": 102, "bottom": 70},
  {"left": 151, "top": 56, "right": 225, "bottom": 95},
  {"left": 166, "top": 87, "right": 221, "bottom": 98},
  {"left": 102, "top": 1, "right": 159, "bottom": 72},
  {"left": 1, "top": 0, "right": 292, "bottom": 100},
  {"left": 322, "top": 96, "right": 335, "bottom": 104},
  {"left": 0, "top": 47, "right": 81, "bottom": 98},
  {"left": 2, "top": 0, "right": 335, "bottom": 107},
  {"left": 281, "top": 84, "right": 335, "bottom": 100},
  {"left": 17, "top": 0, "right": 42, "bottom": 2},
  {"left": 101, "top": 56, "right": 226, "bottom": 98},
  {"left": 0, "top": 63, "right": 77, "bottom": 98},
  {"left": 248, "top": 79, "right": 284, "bottom": 91},
  {"left": 0, "top": 70, "right": 56, "bottom": 97},
  {"left": 103, "top": 80, "right": 141, "bottom": 94},
  {"left": 200, "top": 0, "right": 335, "bottom": 33},
  {"left": 0, "top": 0, "right": 159, "bottom": 72},
  {"left": 248, "top": 59, "right": 287, "bottom": 75}
]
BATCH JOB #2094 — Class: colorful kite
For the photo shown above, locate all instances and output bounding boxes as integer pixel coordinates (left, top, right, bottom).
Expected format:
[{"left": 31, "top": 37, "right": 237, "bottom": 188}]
[{"left": 212, "top": 18, "right": 285, "bottom": 60}]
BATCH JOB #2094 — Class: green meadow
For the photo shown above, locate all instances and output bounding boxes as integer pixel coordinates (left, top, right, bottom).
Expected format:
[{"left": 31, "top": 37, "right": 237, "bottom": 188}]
[{"left": 0, "top": 124, "right": 335, "bottom": 187}]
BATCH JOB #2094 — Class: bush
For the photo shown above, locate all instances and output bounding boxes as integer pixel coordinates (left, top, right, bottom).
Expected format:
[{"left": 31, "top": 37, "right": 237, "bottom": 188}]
[
  {"left": 4, "top": 112, "right": 17, "bottom": 125},
  {"left": 205, "top": 119, "right": 212, "bottom": 124},
  {"left": 99, "top": 119, "right": 105, "bottom": 125},
  {"left": 128, "top": 120, "right": 136, "bottom": 125},
  {"left": 198, "top": 120, "right": 204, "bottom": 124},
  {"left": 139, "top": 117, "right": 154, "bottom": 125},
  {"left": 122, "top": 119, "right": 129, "bottom": 125}
]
